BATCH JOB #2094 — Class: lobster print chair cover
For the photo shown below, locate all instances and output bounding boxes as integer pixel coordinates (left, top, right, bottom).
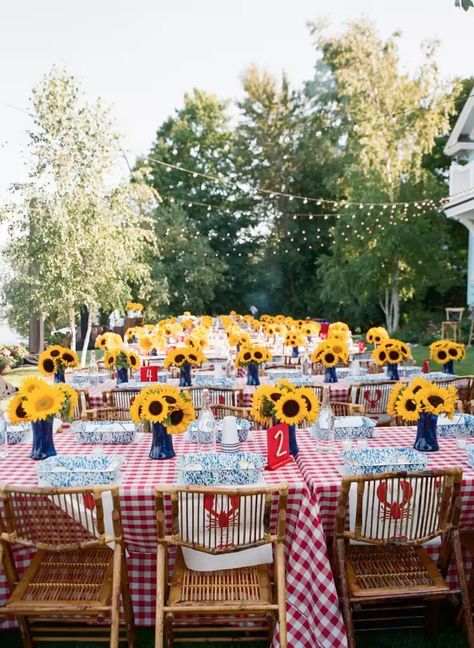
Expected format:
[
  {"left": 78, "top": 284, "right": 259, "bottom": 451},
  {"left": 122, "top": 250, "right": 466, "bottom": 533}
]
[{"left": 179, "top": 488, "right": 273, "bottom": 571}]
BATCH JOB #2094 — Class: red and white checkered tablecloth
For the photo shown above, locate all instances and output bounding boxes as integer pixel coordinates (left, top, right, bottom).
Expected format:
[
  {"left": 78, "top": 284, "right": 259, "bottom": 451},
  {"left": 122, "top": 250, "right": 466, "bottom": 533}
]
[{"left": 0, "top": 431, "right": 347, "bottom": 648}]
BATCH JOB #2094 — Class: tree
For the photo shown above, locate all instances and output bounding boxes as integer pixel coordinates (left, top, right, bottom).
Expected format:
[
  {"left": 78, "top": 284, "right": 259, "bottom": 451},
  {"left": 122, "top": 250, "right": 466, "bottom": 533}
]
[
  {"left": 306, "top": 21, "right": 460, "bottom": 332},
  {"left": 235, "top": 66, "right": 338, "bottom": 315},
  {"left": 2, "top": 67, "right": 159, "bottom": 359},
  {"left": 145, "top": 89, "right": 261, "bottom": 313}
]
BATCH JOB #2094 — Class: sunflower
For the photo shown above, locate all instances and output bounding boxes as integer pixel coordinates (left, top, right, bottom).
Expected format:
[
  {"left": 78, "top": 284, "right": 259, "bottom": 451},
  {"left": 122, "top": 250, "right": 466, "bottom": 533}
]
[
  {"left": 38, "top": 350, "right": 57, "bottom": 376},
  {"left": 140, "top": 393, "right": 170, "bottom": 423},
  {"left": 130, "top": 394, "right": 146, "bottom": 423},
  {"left": 166, "top": 401, "right": 196, "bottom": 435},
  {"left": 139, "top": 336, "right": 154, "bottom": 353},
  {"left": 320, "top": 349, "right": 338, "bottom": 368},
  {"left": 277, "top": 379, "right": 296, "bottom": 392},
  {"left": 387, "top": 382, "right": 405, "bottom": 417},
  {"left": 158, "top": 386, "right": 181, "bottom": 406},
  {"left": 395, "top": 390, "right": 420, "bottom": 423},
  {"left": 430, "top": 346, "right": 450, "bottom": 365},
  {"left": 104, "top": 349, "right": 118, "bottom": 369},
  {"left": 407, "top": 377, "right": 430, "bottom": 396},
  {"left": 295, "top": 387, "right": 319, "bottom": 422},
  {"left": 251, "top": 346, "right": 267, "bottom": 363},
  {"left": 366, "top": 327, "right": 389, "bottom": 344},
  {"left": 127, "top": 350, "right": 140, "bottom": 369},
  {"left": 61, "top": 348, "right": 78, "bottom": 367},
  {"left": 273, "top": 392, "right": 308, "bottom": 425},
  {"left": 235, "top": 347, "right": 254, "bottom": 366},
  {"left": 372, "top": 346, "right": 388, "bottom": 367},
  {"left": 57, "top": 383, "right": 79, "bottom": 418},
  {"left": 23, "top": 384, "right": 65, "bottom": 421},
  {"left": 186, "top": 348, "right": 206, "bottom": 365},
  {"left": 47, "top": 345, "right": 64, "bottom": 359},
  {"left": 19, "top": 376, "right": 45, "bottom": 396},
  {"left": 164, "top": 348, "right": 188, "bottom": 368},
  {"left": 95, "top": 334, "right": 109, "bottom": 350},
  {"left": 7, "top": 394, "right": 30, "bottom": 424},
  {"left": 418, "top": 385, "right": 456, "bottom": 417},
  {"left": 385, "top": 347, "right": 403, "bottom": 364}
]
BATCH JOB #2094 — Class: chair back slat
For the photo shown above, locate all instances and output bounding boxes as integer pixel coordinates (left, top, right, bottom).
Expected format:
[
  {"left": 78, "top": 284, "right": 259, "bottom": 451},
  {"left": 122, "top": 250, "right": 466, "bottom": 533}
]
[
  {"left": 183, "top": 387, "right": 242, "bottom": 410},
  {"left": 337, "top": 469, "right": 462, "bottom": 545},
  {"left": 156, "top": 485, "right": 287, "bottom": 555},
  {"left": 0, "top": 486, "right": 122, "bottom": 550}
]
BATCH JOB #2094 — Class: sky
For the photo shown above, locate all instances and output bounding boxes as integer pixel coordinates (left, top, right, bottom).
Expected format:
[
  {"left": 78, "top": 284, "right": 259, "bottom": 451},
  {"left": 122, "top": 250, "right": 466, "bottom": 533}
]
[{"left": 0, "top": 0, "right": 473, "bottom": 199}]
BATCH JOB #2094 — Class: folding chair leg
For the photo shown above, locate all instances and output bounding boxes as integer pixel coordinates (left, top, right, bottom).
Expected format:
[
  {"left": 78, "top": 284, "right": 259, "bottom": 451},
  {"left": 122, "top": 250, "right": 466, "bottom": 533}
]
[
  {"left": 275, "top": 542, "right": 287, "bottom": 648},
  {"left": 453, "top": 530, "right": 474, "bottom": 647},
  {"left": 120, "top": 549, "right": 135, "bottom": 648},
  {"left": 155, "top": 544, "right": 166, "bottom": 648},
  {"left": 110, "top": 546, "right": 122, "bottom": 648},
  {"left": 336, "top": 538, "right": 356, "bottom": 648}
]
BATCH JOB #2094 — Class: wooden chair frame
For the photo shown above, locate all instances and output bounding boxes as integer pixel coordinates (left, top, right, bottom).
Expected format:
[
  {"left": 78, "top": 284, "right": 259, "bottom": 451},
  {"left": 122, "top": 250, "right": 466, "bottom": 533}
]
[
  {"left": 155, "top": 484, "right": 288, "bottom": 647},
  {"left": 331, "top": 402, "right": 365, "bottom": 417},
  {"left": 352, "top": 381, "right": 395, "bottom": 425},
  {"left": 81, "top": 406, "right": 132, "bottom": 421},
  {"left": 0, "top": 485, "right": 134, "bottom": 648},
  {"left": 210, "top": 403, "right": 252, "bottom": 420},
  {"left": 334, "top": 469, "right": 474, "bottom": 647}
]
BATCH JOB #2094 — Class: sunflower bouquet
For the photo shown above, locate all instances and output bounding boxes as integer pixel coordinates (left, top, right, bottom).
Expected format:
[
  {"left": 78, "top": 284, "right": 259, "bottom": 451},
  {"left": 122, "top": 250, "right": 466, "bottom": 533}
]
[
  {"left": 228, "top": 330, "right": 251, "bottom": 349},
  {"left": 311, "top": 340, "right": 348, "bottom": 383},
  {"left": 130, "top": 386, "right": 195, "bottom": 459},
  {"left": 7, "top": 377, "right": 79, "bottom": 459},
  {"left": 366, "top": 326, "right": 389, "bottom": 345},
  {"left": 371, "top": 338, "right": 411, "bottom": 380},
  {"left": 387, "top": 377, "right": 457, "bottom": 452},
  {"left": 429, "top": 339, "right": 465, "bottom": 375},
  {"left": 163, "top": 346, "right": 206, "bottom": 387},
  {"left": 235, "top": 345, "right": 272, "bottom": 386},
  {"left": 95, "top": 332, "right": 123, "bottom": 351},
  {"left": 284, "top": 331, "right": 306, "bottom": 358},
  {"left": 250, "top": 381, "right": 320, "bottom": 455},
  {"left": 125, "top": 302, "right": 144, "bottom": 316},
  {"left": 103, "top": 348, "right": 140, "bottom": 385},
  {"left": 38, "top": 345, "right": 78, "bottom": 383}
]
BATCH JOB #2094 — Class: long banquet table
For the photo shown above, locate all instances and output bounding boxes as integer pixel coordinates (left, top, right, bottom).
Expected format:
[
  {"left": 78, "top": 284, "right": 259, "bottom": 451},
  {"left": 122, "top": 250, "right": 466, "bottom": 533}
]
[{"left": 0, "top": 430, "right": 348, "bottom": 648}]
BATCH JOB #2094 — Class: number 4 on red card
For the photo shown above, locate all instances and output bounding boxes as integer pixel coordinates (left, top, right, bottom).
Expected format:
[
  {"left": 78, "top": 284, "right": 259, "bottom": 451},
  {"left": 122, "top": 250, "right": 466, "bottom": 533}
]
[
  {"left": 266, "top": 423, "right": 293, "bottom": 470},
  {"left": 140, "top": 366, "right": 159, "bottom": 382}
]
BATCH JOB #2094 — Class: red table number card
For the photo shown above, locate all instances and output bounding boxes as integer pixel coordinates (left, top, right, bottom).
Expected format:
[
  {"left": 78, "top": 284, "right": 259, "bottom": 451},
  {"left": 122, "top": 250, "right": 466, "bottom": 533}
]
[
  {"left": 140, "top": 366, "right": 159, "bottom": 382},
  {"left": 266, "top": 423, "right": 293, "bottom": 470}
]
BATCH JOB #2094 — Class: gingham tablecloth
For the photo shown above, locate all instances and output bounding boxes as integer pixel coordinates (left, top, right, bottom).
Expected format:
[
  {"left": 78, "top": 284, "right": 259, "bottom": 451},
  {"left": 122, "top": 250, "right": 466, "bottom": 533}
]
[
  {"left": 0, "top": 431, "right": 347, "bottom": 648},
  {"left": 295, "top": 426, "right": 474, "bottom": 537}
]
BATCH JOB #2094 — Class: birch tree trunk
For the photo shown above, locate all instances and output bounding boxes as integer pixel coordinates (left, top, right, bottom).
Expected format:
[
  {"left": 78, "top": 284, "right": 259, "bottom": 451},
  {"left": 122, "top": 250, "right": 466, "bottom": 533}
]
[
  {"left": 68, "top": 307, "right": 76, "bottom": 351},
  {"left": 81, "top": 305, "right": 94, "bottom": 367},
  {"left": 379, "top": 264, "right": 400, "bottom": 334}
]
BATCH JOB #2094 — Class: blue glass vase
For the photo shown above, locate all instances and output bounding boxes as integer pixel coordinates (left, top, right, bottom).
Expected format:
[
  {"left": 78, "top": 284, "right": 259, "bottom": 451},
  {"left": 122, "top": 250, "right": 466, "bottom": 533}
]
[
  {"left": 413, "top": 412, "right": 438, "bottom": 452},
  {"left": 54, "top": 371, "right": 65, "bottom": 383},
  {"left": 291, "top": 346, "right": 299, "bottom": 359},
  {"left": 149, "top": 422, "right": 175, "bottom": 460},
  {"left": 443, "top": 360, "right": 455, "bottom": 375},
  {"left": 31, "top": 417, "right": 56, "bottom": 460},
  {"left": 324, "top": 366, "right": 338, "bottom": 383},
  {"left": 116, "top": 367, "right": 129, "bottom": 385},
  {"left": 246, "top": 362, "right": 260, "bottom": 386},
  {"left": 387, "top": 363, "right": 399, "bottom": 380},
  {"left": 179, "top": 362, "right": 192, "bottom": 387},
  {"left": 288, "top": 424, "right": 298, "bottom": 456}
]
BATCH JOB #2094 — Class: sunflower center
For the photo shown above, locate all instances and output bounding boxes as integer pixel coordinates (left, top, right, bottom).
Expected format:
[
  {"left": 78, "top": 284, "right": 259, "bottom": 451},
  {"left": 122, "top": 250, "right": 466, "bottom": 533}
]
[
  {"left": 62, "top": 353, "right": 74, "bottom": 363},
  {"left": 325, "top": 353, "right": 335, "bottom": 363},
  {"left": 175, "top": 354, "right": 185, "bottom": 364},
  {"left": 388, "top": 351, "right": 399, "bottom": 361},
  {"left": 149, "top": 401, "right": 163, "bottom": 416},
  {"left": 379, "top": 351, "right": 386, "bottom": 361},
  {"left": 427, "top": 395, "right": 444, "bottom": 408},
  {"left": 170, "top": 409, "right": 184, "bottom": 425},
  {"left": 36, "top": 395, "right": 55, "bottom": 411},
  {"left": 254, "top": 352, "right": 262, "bottom": 360},
  {"left": 438, "top": 350, "right": 447, "bottom": 360},
  {"left": 43, "top": 358, "right": 55, "bottom": 373},
  {"left": 16, "top": 402, "right": 27, "bottom": 418},
  {"left": 282, "top": 399, "right": 300, "bottom": 417},
  {"left": 50, "top": 350, "right": 60, "bottom": 357},
  {"left": 406, "top": 399, "right": 418, "bottom": 411},
  {"left": 448, "top": 348, "right": 457, "bottom": 357}
]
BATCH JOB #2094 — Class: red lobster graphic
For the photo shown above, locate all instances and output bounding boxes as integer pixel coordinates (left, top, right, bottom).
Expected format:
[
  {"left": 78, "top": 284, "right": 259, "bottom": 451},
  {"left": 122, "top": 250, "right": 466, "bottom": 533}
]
[
  {"left": 204, "top": 494, "right": 240, "bottom": 548},
  {"left": 363, "top": 389, "right": 382, "bottom": 410},
  {"left": 376, "top": 480, "right": 413, "bottom": 521}
]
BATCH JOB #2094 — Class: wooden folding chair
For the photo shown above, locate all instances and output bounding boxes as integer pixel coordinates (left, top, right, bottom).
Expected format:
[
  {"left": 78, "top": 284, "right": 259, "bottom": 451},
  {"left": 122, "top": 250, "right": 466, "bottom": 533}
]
[
  {"left": 155, "top": 484, "right": 288, "bottom": 647},
  {"left": 432, "top": 376, "right": 474, "bottom": 413},
  {"left": 352, "top": 381, "right": 394, "bottom": 425},
  {"left": 183, "top": 387, "right": 243, "bottom": 410},
  {"left": 210, "top": 403, "right": 251, "bottom": 419},
  {"left": 331, "top": 402, "right": 365, "bottom": 417},
  {"left": 103, "top": 388, "right": 141, "bottom": 409},
  {"left": 81, "top": 406, "right": 132, "bottom": 421},
  {"left": 334, "top": 469, "right": 474, "bottom": 647},
  {"left": 0, "top": 485, "right": 134, "bottom": 647}
]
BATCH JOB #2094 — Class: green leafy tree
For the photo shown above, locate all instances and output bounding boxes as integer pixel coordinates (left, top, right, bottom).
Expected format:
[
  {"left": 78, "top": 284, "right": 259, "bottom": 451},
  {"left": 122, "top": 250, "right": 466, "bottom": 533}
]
[
  {"left": 145, "top": 89, "right": 260, "bottom": 313},
  {"left": 2, "top": 67, "right": 159, "bottom": 359},
  {"left": 307, "top": 21, "right": 461, "bottom": 332}
]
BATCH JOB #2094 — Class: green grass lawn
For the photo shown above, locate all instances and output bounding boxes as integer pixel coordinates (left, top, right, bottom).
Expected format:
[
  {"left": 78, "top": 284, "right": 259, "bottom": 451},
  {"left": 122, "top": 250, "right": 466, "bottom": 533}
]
[{"left": 0, "top": 626, "right": 469, "bottom": 647}]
